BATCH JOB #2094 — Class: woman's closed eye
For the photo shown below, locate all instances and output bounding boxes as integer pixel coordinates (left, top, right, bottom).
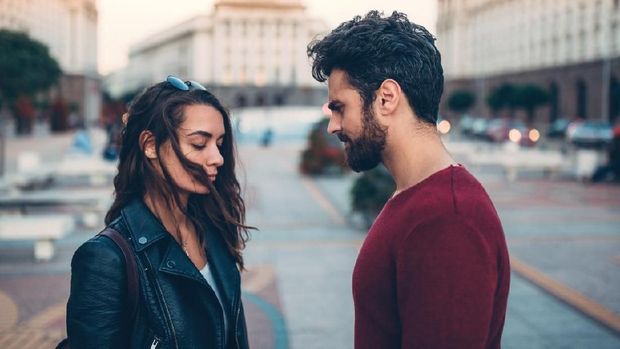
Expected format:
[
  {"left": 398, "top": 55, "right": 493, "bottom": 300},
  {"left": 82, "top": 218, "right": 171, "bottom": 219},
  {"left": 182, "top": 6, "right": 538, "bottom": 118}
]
[{"left": 192, "top": 143, "right": 207, "bottom": 150}]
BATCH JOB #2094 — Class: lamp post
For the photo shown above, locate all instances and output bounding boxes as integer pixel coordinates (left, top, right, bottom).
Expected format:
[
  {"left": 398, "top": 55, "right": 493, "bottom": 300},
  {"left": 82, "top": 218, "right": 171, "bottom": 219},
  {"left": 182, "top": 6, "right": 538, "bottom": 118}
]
[
  {"left": 602, "top": 56, "right": 611, "bottom": 122},
  {"left": 0, "top": 107, "right": 5, "bottom": 176}
]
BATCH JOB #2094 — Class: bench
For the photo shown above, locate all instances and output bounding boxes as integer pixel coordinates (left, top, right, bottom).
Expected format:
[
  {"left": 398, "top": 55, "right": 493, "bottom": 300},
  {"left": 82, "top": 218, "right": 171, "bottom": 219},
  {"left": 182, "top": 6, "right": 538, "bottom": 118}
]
[
  {"left": 501, "top": 149, "right": 566, "bottom": 181},
  {"left": 0, "top": 188, "right": 111, "bottom": 227},
  {"left": 0, "top": 215, "right": 75, "bottom": 261},
  {"left": 52, "top": 154, "right": 117, "bottom": 186}
]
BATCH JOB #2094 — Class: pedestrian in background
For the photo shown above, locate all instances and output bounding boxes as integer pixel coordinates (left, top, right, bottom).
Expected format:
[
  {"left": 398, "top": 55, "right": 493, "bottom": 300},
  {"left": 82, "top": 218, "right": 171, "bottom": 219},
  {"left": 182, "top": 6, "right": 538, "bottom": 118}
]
[
  {"left": 63, "top": 75, "right": 252, "bottom": 348},
  {"left": 308, "top": 11, "right": 510, "bottom": 348}
]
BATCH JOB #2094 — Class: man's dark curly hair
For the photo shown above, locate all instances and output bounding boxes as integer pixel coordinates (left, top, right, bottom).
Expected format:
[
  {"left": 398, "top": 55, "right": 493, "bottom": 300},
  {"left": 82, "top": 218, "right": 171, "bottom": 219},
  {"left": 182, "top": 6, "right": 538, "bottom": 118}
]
[{"left": 307, "top": 11, "right": 443, "bottom": 125}]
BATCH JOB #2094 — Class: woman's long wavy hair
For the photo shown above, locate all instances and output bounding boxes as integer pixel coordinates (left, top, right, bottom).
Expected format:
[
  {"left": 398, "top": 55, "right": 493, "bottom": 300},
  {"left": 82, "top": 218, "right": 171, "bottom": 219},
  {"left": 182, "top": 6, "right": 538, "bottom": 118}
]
[{"left": 105, "top": 81, "right": 251, "bottom": 269}]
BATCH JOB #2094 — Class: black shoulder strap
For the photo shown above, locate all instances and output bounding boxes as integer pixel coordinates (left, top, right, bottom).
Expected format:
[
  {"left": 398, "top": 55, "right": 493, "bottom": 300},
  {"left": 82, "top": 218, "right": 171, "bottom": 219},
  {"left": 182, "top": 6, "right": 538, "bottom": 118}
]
[{"left": 99, "top": 227, "right": 140, "bottom": 322}]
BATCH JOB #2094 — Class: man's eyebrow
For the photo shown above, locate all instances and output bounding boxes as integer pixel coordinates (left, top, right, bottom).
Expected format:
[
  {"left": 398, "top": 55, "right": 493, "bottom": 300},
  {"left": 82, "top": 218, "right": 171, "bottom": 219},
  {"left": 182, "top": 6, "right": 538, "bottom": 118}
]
[
  {"left": 186, "top": 130, "right": 225, "bottom": 139},
  {"left": 328, "top": 100, "right": 343, "bottom": 110}
]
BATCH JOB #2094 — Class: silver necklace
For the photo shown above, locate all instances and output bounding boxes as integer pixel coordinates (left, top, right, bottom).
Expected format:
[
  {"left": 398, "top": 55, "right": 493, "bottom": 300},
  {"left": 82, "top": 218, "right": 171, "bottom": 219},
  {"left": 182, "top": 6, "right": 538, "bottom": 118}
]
[{"left": 181, "top": 239, "right": 190, "bottom": 257}]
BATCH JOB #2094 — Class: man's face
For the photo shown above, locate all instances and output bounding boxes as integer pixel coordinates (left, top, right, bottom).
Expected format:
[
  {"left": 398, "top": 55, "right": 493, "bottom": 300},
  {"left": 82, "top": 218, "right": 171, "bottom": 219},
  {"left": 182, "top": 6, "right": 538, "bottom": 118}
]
[{"left": 327, "top": 70, "right": 387, "bottom": 172}]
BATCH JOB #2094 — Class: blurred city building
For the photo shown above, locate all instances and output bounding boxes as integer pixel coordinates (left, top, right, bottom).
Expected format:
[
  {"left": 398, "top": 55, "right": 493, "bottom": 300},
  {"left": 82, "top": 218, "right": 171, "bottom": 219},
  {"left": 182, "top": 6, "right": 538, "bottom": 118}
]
[
  {"left": 437, "top": 0, "right": 620, "bottom": 124},
  {"left": 105, "top": 0, "right": 328, "bottom": 107},
  {"left": 0, "top": 0, "right": 102, "bottom": 126}
]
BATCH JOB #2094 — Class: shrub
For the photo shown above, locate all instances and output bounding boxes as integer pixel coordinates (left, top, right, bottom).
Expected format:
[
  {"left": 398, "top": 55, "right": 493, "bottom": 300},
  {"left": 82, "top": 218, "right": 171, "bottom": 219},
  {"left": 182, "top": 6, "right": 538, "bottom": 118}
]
[
  {"left": 299, "top": 117, "right": 347, "bottom": 175},
  {"left": 350, "top": 165, "right": 395, "bottom": 227}
]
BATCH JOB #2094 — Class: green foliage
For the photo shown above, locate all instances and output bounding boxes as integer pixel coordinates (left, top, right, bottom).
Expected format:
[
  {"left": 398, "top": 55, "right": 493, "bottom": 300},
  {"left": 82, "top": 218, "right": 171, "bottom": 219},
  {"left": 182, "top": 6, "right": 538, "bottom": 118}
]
[
  {"left": 487, "top": 83, "right": 549, "bottom": 122},
  {"left": 486, "top": 83, "right": 516, "bottom": 113},
  {"left": 513, "top": 84, "right": 549, "bottom": 123},
  {"left": 350, "top": 166, "right": 395, "bottom": 224},
  {"left": 299, "top": 117, "right": 347, "bottom": 175},
  {"left": 447, "top": 90, "right": 476, "bottom": 114},
  {"left": 0, "top": 29, "right": 61, "bottom": 101}
]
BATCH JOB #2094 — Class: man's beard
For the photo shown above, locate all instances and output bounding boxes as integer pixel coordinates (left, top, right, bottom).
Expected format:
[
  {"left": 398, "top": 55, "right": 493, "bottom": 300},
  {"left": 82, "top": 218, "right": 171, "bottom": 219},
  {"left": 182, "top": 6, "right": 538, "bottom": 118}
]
[{"left": 338, "top": 108, "right": 387, "bottom": 173}]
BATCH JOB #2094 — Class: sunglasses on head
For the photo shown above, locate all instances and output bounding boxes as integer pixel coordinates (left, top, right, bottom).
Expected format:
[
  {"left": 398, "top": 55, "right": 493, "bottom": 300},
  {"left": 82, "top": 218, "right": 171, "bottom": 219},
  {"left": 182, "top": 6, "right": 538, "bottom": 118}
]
[{"left": 165, "top": 75, "right": 207, "bottom": 91}]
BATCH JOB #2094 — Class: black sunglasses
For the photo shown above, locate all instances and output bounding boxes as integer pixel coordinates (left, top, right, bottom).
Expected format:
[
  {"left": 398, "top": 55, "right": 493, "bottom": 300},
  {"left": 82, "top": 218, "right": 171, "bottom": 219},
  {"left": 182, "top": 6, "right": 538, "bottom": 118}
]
[{"left": 165, "top": 75, "right": 207, "bottom": 91}]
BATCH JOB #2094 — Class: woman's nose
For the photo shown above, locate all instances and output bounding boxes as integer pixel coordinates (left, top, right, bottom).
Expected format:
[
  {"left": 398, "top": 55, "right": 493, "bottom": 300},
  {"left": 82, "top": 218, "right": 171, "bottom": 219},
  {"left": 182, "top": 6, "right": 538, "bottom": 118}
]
[{"left": 207, "top": 146, "right": 224, "bottom": 167}]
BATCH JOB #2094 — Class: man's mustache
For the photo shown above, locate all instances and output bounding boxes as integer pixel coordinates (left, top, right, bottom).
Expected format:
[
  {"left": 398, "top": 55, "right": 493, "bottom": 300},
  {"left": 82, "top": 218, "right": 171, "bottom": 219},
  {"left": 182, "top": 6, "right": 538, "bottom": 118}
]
[{"left": 336, "top": 133, "right": 351, "bottom": 143}]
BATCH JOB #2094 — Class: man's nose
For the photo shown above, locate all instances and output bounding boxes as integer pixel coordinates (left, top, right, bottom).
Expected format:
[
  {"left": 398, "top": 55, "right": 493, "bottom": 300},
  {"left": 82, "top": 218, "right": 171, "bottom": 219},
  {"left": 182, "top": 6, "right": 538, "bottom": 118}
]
[{"left": 326, "top": 115, "right": 341, "bottom": 135}]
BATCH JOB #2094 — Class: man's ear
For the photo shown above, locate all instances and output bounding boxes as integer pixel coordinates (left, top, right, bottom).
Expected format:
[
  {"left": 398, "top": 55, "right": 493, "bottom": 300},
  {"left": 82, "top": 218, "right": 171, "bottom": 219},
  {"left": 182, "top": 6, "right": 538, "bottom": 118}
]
[
  {"left": 139, "top": 130, "right": 157, "bottom": 159},
  {"left": 376, "top": 79, "right": 401, "bottom": 116}
]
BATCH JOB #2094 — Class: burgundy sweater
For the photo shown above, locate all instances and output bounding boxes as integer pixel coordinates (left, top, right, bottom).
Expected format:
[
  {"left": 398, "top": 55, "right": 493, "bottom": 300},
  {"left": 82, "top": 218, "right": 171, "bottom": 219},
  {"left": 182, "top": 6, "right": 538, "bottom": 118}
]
[{"left": 352, "top": 165, "right": 510, "bottom": 349}]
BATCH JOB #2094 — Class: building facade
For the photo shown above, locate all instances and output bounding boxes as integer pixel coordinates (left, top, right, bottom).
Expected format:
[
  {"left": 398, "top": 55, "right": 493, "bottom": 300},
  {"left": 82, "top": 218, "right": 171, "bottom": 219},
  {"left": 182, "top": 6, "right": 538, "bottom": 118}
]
[
  {"left": 437, "top": 0, "right": 620, "bottom": 124},
  {"left": 106, "top": 0, "right": 328, "bottom": 108},
  {"left": 0, "top": 0, "right": 101, "bottom": 125}
]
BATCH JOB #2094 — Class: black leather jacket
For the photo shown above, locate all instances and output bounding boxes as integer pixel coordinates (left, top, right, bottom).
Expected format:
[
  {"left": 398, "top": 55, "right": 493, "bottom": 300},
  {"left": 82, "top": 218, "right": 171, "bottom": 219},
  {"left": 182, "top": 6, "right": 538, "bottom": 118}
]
[{"left": 66, "top": 199, "right": 249, "bottom": 349}]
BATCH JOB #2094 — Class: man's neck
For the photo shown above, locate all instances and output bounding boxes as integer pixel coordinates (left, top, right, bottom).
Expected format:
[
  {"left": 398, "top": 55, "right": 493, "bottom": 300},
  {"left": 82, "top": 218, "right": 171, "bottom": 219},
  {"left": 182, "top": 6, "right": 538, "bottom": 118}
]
[{"left": 382, "top": 124, "right": 456, "bottom": 195}]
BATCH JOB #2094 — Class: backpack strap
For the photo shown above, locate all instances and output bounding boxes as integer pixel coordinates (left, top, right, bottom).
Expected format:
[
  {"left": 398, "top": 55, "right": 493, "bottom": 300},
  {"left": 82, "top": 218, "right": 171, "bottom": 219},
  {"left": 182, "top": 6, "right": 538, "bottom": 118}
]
[
  {"left": 99, "top": 227, "right": 140, "bottom": 322},
  {"left": 56, "top": 228, "right": 141, "bottom": 349}
]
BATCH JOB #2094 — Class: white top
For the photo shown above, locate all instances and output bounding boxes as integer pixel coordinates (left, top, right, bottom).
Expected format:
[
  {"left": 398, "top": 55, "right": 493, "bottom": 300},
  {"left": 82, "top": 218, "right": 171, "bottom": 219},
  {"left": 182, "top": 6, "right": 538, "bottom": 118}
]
[{"left": 200, "top": 264, "right": 228, "bottom": 340}]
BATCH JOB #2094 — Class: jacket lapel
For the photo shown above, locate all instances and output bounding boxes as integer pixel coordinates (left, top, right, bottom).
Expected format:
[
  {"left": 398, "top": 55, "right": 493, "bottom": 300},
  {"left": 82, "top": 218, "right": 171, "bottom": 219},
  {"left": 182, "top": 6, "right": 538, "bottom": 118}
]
[
  {"left": 158, "top": 241, "right": 210, "bottom": 287},
  {"left": 204, "top": 222, "right": 240, "bottom": 317}
]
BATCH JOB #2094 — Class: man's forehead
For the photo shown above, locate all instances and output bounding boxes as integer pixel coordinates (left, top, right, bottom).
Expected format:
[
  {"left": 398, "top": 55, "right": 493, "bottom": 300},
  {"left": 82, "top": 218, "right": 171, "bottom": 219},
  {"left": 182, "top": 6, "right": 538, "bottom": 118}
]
[{"left": 328, "top": 70, "right": 355, "bottom": 99}]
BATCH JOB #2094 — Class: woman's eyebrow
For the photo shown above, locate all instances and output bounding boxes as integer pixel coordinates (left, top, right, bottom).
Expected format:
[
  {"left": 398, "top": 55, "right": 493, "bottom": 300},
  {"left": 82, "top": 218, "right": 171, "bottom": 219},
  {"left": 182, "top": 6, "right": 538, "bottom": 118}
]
[{"left": 186, "top": 130, "right": 225, "bottom": 140}]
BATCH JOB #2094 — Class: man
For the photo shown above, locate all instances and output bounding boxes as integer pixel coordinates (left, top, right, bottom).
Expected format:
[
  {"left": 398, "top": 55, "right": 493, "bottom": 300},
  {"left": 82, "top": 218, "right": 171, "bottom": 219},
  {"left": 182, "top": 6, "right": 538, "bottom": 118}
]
[{"left": 307, "top": 11, "right": 510, "bottom": 349}]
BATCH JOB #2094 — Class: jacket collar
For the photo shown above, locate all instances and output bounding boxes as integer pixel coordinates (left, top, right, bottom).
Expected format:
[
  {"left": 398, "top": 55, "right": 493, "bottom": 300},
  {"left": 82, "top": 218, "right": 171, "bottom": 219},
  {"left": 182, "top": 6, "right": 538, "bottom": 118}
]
[
  {"left": 121, "top": 198, "right": 170, "bottom": 252},
  {"left": 120, "top": 198, "right": 241, "bottom": 298}
]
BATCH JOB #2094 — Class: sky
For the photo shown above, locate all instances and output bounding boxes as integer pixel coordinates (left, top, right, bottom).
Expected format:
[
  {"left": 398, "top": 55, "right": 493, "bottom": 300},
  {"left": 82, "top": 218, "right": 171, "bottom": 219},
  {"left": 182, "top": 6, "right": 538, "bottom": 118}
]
[{"left": 97, "top": 0, "right": 437, "bottom": 75}]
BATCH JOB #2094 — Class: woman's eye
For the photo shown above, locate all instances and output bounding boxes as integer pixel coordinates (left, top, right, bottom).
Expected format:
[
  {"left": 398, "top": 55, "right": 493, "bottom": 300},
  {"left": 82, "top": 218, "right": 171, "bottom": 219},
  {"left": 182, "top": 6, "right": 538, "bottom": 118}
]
[{"left": 192, "top": 144, "right": 206, "bottom": 150}]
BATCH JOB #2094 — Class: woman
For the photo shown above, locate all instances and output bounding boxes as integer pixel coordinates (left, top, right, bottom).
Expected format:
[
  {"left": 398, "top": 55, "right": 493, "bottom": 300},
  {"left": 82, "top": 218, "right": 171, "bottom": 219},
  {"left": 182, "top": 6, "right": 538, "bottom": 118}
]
[{"left": 66, "top": 76, "right": 251, "bottom": 348}]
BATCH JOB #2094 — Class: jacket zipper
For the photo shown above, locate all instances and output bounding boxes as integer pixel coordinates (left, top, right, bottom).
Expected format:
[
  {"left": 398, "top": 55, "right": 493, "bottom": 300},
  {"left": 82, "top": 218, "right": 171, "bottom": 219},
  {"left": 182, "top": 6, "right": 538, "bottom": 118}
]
[
  {"left": 150, "top": 337, "right": 160, "bottom": 349},
  {"left": 234, "top": 302, "right": 241, "bottom": 349},
  {"left": 144, "top": 253, "right": 179, "bottom": 349}
]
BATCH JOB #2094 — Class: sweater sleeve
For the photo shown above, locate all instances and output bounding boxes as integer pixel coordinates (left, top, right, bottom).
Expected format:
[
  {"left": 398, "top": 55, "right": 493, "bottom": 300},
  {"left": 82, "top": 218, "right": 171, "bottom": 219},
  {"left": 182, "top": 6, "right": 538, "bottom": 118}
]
[
  {"left": 395, "top": 215, "right": 497, "bottom": 349},
  {"left": 66, "top": 236, "right": 129, "bottom": 348}
]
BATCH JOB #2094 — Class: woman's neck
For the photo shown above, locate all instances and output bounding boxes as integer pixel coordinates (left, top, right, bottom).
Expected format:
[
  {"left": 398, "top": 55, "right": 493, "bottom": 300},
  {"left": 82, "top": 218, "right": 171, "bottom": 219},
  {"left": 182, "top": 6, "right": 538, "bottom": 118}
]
[{"left": 144, "top": 192, "right": 190, "bottom": 240}]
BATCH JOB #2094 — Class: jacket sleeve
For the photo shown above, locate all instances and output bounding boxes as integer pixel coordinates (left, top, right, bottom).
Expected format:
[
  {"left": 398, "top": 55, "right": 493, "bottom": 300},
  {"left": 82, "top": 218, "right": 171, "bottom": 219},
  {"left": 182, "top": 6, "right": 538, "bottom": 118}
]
[
  {"left": 66, "top": 236, "right": 130, "bottom": 348},
  {"left": 395, "top": 216, "right": 497, "bottom": 349}
]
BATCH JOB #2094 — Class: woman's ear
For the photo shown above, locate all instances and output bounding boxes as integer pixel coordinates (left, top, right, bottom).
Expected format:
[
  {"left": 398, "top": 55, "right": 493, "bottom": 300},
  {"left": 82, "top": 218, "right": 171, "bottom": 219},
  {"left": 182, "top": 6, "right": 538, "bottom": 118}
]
[{"left": 139, "top": 130, "right": 157, "bottom": 159}]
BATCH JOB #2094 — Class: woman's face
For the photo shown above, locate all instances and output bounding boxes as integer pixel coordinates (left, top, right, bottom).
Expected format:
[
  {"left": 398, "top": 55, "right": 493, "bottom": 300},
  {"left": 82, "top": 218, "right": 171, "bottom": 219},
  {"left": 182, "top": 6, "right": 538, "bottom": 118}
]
[{"left": 158, "top": 104, "right": 225, "bottom": 195}]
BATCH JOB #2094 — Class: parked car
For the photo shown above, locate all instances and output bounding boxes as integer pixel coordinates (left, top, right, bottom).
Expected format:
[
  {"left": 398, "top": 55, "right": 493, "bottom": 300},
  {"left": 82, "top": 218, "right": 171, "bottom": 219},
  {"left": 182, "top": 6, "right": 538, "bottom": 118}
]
[
  {"left": 567, "top": 121, "right": 613, "bottom": 148},
  {"left": 470, "top": 118, "right": 490, "bottom": 139},
  {"left": 547, "top": 118, "right": 570, "bottom": 138},
  {"left": 459, "top": 115, "right": 476, "bottom": 135},
  {"left": 484, "top": 118, "right": 540, "bottom": 146},
  {"left": 485, "top": 119, "right": 525, "bottom": 142}
]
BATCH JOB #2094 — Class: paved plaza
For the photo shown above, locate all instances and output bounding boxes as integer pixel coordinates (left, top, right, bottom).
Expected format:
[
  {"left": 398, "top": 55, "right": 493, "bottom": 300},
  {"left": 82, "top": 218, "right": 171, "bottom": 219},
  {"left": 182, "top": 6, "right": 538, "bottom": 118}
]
[{"left": 0, "top": 128, "right": 619, "bottom": 348}]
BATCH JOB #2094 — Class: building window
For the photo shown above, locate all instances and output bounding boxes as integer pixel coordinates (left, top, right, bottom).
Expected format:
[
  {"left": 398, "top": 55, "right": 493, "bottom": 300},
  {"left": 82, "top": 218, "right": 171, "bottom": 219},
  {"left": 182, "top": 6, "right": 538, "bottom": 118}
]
[{"left": 576, "top": 80, "right": 587, "bottom": 119}]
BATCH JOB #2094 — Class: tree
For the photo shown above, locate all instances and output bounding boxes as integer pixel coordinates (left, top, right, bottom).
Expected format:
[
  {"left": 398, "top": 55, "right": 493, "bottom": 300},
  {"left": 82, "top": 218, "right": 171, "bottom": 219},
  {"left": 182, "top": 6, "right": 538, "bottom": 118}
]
[
  {"left": 486, "top": 83, "right": 517, "bottom": 117},
  {"left": 447, "top": 90, "right": 476, "bottom": 115},
  {"left": 513, "top": 84, "right": 549, "bottom": 125},
  {"left": 0, "top": 29, "right": 61, "bottom": 134}
]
